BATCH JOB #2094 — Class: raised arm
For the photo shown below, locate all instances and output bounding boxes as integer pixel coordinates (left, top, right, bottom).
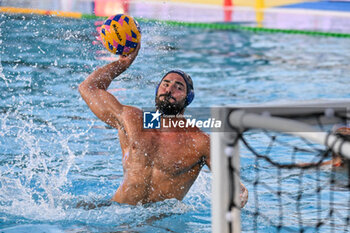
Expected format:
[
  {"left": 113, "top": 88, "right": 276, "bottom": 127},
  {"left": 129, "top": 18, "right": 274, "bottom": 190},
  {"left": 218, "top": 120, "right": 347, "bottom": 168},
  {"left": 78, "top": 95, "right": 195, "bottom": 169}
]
[{"left": 78, "top": 44, "right": 140, "bottom": 129}]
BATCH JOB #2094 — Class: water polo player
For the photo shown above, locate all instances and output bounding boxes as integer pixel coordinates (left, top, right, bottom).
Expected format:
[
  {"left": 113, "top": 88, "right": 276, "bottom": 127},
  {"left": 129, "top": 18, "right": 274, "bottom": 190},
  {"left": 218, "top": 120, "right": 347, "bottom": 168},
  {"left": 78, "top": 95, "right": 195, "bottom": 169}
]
[{"left": 79, "top": 43, "right": 248, "bottom": 208}]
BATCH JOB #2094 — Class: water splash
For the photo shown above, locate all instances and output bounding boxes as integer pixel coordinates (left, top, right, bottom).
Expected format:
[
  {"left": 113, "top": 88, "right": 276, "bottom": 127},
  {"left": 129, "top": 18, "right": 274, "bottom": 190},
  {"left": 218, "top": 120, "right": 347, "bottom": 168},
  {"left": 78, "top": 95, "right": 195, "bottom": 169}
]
[
  {"left": 0, "top": 96, "right": 95, "bottom": 221},
  {"left": 0, "top": 20, "right": 10, "bottom": 87},
  {"left": 0, "top": 91, "right": 211, "bottom": 231},
  {"left": 0, "top": 15, "right": 216, "bottom": 232}
]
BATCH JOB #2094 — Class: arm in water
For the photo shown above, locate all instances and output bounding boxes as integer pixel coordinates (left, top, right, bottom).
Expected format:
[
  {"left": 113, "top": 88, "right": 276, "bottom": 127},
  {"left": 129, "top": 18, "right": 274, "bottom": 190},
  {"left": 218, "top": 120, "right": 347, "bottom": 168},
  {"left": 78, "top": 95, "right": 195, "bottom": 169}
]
[{"left": 78, "top": 44, "right": 141, "bottom": 129}]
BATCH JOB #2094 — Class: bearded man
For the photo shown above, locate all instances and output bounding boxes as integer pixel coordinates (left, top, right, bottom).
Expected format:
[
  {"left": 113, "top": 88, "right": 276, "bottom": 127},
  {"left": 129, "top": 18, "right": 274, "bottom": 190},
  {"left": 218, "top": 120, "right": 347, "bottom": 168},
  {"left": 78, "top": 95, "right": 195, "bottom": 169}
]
[{"left": 79, "top": 44, "right": 248, "bottom": 207}]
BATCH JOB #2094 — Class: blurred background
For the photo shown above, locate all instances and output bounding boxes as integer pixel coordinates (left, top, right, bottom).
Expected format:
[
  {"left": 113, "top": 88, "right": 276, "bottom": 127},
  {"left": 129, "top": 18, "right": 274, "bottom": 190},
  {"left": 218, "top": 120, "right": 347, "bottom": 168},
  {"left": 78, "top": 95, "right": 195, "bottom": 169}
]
[{"left": 1, "top": 0, "right": 350, "bottom": 32}]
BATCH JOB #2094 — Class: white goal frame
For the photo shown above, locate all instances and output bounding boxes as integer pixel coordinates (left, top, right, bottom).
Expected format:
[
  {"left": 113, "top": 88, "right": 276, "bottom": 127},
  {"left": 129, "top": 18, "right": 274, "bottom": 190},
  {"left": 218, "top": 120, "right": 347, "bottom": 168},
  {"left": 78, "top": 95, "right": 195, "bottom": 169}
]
[{"left": 211, "top": 99, "right": 350, "bottom": 233}]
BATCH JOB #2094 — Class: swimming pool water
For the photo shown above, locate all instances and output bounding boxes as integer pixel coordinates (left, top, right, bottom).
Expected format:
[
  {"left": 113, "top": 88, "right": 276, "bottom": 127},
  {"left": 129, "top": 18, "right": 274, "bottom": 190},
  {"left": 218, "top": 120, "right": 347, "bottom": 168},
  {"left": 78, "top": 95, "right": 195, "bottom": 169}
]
[{"left": 1, "top": 13, "right": 350, "bottom": 232}]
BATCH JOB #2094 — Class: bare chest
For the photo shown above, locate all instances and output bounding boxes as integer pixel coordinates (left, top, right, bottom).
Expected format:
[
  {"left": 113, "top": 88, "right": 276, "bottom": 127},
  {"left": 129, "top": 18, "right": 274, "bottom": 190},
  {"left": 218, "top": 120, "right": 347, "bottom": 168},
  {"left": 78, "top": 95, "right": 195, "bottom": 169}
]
[
  {"left": 150, "top": 133, "right": 203, "bottom": 174},
  {"left": 122, "top": 132, "right": 204, "bottom": 175}
]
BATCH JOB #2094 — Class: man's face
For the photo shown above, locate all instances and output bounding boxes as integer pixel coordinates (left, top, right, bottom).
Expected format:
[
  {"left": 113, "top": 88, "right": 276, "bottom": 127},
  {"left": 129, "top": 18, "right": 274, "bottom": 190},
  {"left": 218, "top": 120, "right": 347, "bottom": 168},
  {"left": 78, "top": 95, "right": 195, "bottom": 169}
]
[{"left": 155, "top": 73, "right": 187, "bottom": 115}]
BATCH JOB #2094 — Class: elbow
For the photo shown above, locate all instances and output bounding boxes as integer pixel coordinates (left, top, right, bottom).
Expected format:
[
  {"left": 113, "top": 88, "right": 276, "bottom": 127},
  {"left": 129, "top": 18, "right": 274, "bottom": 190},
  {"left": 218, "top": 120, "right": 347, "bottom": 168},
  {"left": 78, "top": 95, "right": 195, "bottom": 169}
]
[
  {"left": 78, "top": 82, "right": 84, "bottom": 95},
  {"left": 78, "top": 81, "right": 88, "bottom": 97},
  {"left": 79, "top": 81, "right": 98, "bottom": 102}
]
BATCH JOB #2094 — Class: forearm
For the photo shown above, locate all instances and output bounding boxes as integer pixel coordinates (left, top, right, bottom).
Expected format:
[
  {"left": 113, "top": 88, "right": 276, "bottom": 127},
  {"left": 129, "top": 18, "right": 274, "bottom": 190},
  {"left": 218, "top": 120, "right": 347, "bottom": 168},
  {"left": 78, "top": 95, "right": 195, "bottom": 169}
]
[
  {"left": 80, "top": 43, "right": 140, "bottom": 92},
  {"left": 80, "top": 60, "right": 128, "bottom": 91},
  {"left": 78, "top": 59, "right": 130, "bottom": 125}
]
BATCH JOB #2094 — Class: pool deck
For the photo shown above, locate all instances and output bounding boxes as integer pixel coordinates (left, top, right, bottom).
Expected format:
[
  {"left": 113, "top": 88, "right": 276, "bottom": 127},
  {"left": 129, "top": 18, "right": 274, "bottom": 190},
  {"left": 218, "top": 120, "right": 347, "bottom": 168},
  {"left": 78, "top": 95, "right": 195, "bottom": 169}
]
[
  {"left": 260, "top": 1, "right": 350, "bottom": 33},
  {"left": 128, "top": 0, "right": 350, "bottom": 33},
  {"left": 279, "top": 1, "right": 350, "bottom": 12},
  {"left": 1, "top": 0, "right": 350, "bottom": 33},
  {"left": 267, "top": 1, "right": 350, "bottom": 33}
]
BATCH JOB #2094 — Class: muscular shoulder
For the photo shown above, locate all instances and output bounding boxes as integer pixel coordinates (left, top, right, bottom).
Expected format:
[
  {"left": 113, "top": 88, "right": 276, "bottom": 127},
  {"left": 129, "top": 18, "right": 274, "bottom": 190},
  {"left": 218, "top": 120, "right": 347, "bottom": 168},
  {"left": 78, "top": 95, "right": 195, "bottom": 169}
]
[
  {"left": 188, "top": 130, "right": 210, "bottom": 157},
  {"left": 109, "top": 105, "right": 143, "bottom": 141},
  {"left": 199, "top": 132, "right": 210, "bottom": 155},
  {"left": 195, "top": 131, "right": 210, "bottom": 145},
  {"left": 194, "top": 131, "right": 210, "bottom": 168},
  {"left": 121, "top": 105, "right": 143, "bottom": 119},
  {"left": 119, "top": 105, "right": 143, "bottom": 131}
]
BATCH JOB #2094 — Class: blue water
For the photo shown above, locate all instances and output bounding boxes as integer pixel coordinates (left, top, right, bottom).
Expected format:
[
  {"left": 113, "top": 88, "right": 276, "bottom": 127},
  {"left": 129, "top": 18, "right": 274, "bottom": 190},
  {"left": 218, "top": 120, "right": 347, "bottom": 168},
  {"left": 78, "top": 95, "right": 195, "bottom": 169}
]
[{"left": 1, "top": 13, "right": 350, "bottom": 232}]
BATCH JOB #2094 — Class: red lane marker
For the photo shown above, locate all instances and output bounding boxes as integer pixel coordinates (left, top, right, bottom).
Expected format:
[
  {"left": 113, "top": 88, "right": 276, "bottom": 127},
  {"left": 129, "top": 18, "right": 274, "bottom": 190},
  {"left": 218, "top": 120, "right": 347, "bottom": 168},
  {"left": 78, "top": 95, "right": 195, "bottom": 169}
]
[{"left": 224, "top": 0, "right": 233, "bottom": 22}]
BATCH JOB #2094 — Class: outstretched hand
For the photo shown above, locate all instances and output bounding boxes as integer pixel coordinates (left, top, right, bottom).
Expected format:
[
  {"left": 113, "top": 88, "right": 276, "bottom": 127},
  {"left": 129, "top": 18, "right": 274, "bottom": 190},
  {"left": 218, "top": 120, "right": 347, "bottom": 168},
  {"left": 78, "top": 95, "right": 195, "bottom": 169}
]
[{"left": 118, "top": 42, "right": 141, "bottom": 69}]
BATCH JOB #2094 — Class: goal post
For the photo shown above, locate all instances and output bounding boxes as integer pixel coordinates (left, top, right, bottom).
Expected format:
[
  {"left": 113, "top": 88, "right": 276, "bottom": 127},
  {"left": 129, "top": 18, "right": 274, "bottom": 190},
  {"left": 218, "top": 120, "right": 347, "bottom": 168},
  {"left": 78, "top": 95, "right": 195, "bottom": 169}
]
[
  {"left": 211, "top": 107, "right": 241, "bottom": 233},
  {"left": 211, "top": 99, "right": 350, "bottom": 233}
]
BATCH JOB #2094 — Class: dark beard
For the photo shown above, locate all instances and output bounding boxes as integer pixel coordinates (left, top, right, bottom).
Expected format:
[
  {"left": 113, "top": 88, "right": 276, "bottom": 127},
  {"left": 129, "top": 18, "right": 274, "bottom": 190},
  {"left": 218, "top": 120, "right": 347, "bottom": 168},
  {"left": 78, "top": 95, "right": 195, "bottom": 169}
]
[{"left": 155, "top": 94, "right": 186, "bottom": 116}]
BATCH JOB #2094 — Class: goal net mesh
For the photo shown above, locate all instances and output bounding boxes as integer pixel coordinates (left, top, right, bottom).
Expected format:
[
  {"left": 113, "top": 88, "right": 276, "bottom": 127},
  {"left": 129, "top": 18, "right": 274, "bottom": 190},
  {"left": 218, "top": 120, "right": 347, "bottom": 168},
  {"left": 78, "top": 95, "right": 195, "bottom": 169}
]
[{"left": 224, "top": 105, "right": 350, "bottom": 232}]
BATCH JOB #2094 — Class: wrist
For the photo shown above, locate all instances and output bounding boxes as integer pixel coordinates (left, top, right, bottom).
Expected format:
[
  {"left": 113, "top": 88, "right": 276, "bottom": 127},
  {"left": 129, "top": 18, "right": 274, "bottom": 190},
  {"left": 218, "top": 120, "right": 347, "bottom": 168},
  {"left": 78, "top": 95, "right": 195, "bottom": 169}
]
[{"left": 108, "top": 60, "right": 127, "bottom": 78}]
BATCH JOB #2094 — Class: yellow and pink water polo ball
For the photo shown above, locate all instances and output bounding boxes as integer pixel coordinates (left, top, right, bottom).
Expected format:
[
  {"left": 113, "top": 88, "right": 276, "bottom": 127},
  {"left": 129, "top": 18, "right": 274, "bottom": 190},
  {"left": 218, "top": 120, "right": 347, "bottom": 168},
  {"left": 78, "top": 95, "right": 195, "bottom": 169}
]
[{"left": 100, "top": 14, "right": 141, "bottom": 56}]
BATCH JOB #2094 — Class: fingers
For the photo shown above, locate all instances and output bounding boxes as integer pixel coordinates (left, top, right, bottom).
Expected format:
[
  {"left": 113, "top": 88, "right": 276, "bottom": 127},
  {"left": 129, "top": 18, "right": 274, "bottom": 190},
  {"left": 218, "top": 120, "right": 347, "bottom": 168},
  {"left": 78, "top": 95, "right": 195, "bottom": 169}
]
[
  {"left": 120, "top": 42, "right": 141, "bottom": 59},
  {"left": 135, "top": 42, "right": 141, "bottom": 53},
  {"left": 129, "top": 42, "right": 141, "bottom": 58},
  {"left": 117, "top": 42, "right": 141, "bottom": 68}
]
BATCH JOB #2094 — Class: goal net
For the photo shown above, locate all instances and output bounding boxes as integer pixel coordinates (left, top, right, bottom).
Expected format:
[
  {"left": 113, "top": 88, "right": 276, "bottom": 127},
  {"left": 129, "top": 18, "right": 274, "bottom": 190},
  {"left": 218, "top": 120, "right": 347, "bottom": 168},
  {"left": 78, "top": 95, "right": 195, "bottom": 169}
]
[{"left": 211, "top": 100, "right": 350, "bottom": 233}]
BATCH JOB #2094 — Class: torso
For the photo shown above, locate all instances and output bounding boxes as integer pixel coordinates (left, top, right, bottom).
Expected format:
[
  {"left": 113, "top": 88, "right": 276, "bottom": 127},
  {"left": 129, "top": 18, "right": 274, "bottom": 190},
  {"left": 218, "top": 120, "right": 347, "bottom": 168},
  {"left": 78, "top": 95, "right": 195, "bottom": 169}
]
[{"left": 111, "top": 107, "right": 209, "bottom": 205}]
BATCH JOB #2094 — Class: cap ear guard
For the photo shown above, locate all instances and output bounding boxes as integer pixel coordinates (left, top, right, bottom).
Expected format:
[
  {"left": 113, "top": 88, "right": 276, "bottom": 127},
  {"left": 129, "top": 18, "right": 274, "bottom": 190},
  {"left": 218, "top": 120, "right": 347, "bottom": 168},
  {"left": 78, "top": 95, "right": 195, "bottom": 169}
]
[{"left": 185, "top": 89, "right": 194, "bottom": 106}]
